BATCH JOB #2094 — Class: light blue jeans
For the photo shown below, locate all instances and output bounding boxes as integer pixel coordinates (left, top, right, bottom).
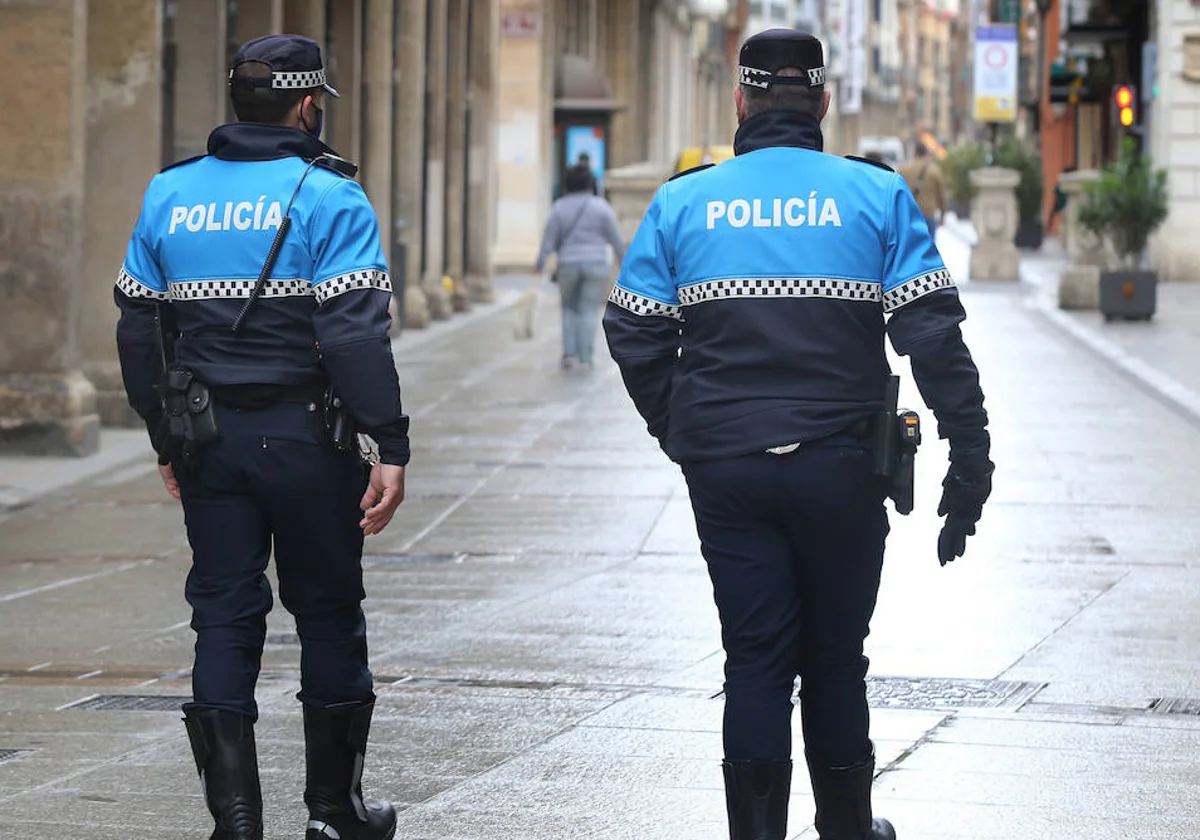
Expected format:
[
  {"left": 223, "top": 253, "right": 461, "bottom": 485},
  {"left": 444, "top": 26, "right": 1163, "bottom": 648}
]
[{"left": 556, "top": 261, "right": 610, "bottom": 364}]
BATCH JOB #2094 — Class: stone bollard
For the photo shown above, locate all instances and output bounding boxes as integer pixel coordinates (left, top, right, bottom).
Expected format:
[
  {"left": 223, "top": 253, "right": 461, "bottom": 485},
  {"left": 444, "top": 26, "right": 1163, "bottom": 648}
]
[
  {"left": 1056, "top": 169, "right": 1104, "bottom": 310},
  {"left": 968, "top": 167, "right": 1022, "bottom": 281},
  {"left": 605, "top": 161, "right": 673, "bottom": 246}
]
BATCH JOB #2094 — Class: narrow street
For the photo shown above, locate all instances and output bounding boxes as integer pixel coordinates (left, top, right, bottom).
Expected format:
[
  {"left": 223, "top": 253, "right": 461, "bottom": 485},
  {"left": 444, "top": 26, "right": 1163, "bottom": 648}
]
[{"left": 2, "top": 242, "right": 1200, "bottom": 838}]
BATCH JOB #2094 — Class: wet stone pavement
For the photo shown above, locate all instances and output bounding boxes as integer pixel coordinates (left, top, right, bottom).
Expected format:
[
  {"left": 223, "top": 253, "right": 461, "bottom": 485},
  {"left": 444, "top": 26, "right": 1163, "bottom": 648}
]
[{"left": 2, "top": 265, "right": 1200, "bottom": 839}]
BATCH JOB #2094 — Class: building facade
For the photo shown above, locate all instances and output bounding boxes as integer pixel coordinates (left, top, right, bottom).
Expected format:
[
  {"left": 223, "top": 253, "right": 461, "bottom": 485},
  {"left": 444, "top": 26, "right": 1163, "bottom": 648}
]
[
  {"left": 1145, "top": 0, "right": 1200, "bottom": 281},
  {"left": 898, "top": 0, "right": 960, "bottom": 152},
  {"left": 0, "top": 0, "right": 737, "bottom": 455},
  {"left": 1031, "top": 0, "right": 1200, "bottom": 268},
  {"left": 492, "top": 0, "right": 737, "bottom": 269}
]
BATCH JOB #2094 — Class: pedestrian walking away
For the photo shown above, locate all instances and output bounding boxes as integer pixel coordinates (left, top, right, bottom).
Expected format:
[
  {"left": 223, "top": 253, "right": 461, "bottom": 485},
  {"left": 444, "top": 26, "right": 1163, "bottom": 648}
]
[
  {"left": 535, "top": 164, "right": 626, "bottom": 370},
  {"left": 603, "top": 28, "right": 993, "bottom": 840},
  {"left": 113, "top": 34, "right": 410, "bottom": 840},
  {"left": 897, "top": 141, "right": 948, "bottom": 239}
]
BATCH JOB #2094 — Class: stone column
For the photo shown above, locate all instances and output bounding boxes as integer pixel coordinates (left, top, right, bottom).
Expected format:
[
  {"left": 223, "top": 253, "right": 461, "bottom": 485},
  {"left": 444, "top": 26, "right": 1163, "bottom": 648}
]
[
  {"left": 465, "top": 0, "right": 499, "bottom": 302},
  {"left": 360, "top": 0, "right": 402, "bottom": 335},
  {"left": 81, "top": 0, "right": 164, "bottom": 427},
  {"left": 443, "top": 0, "right": 471, "bottom": 312},
  {"left": 967, "top": 167, "right": 1021, "bottom": 282},
  {"left": 284, "top": 0, "right": 326, "bottom": 39},
  {"left": 0, "top": 0, "right": 100, "bottom": 455},
  {"left": 606, "top": 161, "right": 672, "bottom": 244},
  {"left": 493, "top": 0, "right": 552, "bottom": 270},
  {"left": 395, "top": 0, "right": 430, "bottom": 328},
  {"left": 172, "top": 0, "right": 227, "bottom": 159},
  {"left": 234, "top": 0, "right": 277, "bottom": 41},
  {"left": 326, "top": 0, "right": 364, "bottom": 160},
  {"left": 421, "top": 0, "right": 453, "bottom": 318},
  {"left": 1057, "top": 169, "right": 1104, "bottom": 310},
  {"left": 362, "top": 0, "right": 394, "bottom": 270}
]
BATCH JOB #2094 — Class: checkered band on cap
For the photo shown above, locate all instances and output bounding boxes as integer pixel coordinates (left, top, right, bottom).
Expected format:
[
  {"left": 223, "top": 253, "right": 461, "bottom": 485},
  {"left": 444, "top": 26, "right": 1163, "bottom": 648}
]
[
  {"left": 882, "top": 269, "right": 955, "bottom": 312},
  {"left": 738, "top": 64, "right": 826, "bottom": 89},
  {"left": 272, "top": 68, "right": 328, "bottom": 90},
  {"left": 608, "top": 286, "right": 683, "bottom": 321},
  {"left": 678, "top": 277, "right": 881, "bottom": 306},
  {"left": 738, "top": 65, "right": 772, "bottom": 89},
  {"left": 314, "top": 270, "right": 392, "bottom": 304}
]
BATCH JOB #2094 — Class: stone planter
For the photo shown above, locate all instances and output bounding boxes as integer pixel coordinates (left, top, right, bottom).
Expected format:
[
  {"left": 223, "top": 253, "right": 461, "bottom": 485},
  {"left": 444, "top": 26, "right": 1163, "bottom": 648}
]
[
  {"left": 967, "top": 167, "right": 1021, "bottom": 281},
  {"left": 1014, "top": 219, "right": 1043, "bottom": 250},
  {"left": 606, "top": 161, "right": 673, "bottom": 245},
  {"left": 1100, "top": 270, "right": 1157, "bottom": 322},
  {"left": 1056, "top": 169, "right": 1103, "bottom": 310}
]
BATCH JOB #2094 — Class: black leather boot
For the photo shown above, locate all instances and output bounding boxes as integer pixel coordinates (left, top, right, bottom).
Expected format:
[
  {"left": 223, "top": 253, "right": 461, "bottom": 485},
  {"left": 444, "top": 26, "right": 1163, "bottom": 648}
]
[
  {"left": 303, "top": 700, "right": 397, "bottom": 840},
  {"left": 722, "top": 760, "right": 792, "bottom": 840},
  {"left": 183, "top": 709, "right": 264, "bottom": 840},
  {"left": 805, "top": 746, "right": 896, "bottom": 840}
]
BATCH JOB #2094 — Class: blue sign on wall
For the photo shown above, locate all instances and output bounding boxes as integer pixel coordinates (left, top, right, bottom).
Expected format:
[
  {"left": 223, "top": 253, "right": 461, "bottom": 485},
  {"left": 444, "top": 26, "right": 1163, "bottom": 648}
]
[{"left": 565, "top": 126, "right": 607, "bottom": 193}]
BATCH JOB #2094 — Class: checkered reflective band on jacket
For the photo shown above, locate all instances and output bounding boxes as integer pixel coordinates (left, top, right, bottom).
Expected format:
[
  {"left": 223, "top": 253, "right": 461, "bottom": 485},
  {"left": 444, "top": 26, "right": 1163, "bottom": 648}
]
[
  {"left": 603, "top": 145, "right": 965, "bottom": 463},
  {"left": 115, "top": 141, "right": 390, "bottom": 388},
  {"left": 113, "top": 124, "right": 410, "bottom": 466}
]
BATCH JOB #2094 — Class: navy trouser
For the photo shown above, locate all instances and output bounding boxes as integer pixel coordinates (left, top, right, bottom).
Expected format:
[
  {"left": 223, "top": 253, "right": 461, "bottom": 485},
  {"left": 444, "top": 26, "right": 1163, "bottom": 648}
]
[
  {"left": 682, "top": 438, "right": 889, "bottom": 766},
  {"left": 177, "top": 402, "right": 374, "bottom": 720}
]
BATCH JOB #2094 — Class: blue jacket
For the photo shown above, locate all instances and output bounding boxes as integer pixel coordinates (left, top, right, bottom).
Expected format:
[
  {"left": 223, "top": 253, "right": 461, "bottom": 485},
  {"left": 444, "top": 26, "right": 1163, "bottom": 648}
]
[
  {"left": 114, "top": 124, "right": 410, "bottom": 464},
  {"left": 603, "top": 111, "right": 987, "bottom": 463}
]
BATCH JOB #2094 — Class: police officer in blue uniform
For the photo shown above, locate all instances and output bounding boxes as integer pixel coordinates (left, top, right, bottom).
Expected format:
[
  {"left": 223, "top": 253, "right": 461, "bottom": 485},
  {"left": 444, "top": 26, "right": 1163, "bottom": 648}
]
[
  {"left": 603, "top": 30, "right": 993, "bottom": 840},
  {"left": 115, "top": 35, "right": 408, "bottom": 840}
]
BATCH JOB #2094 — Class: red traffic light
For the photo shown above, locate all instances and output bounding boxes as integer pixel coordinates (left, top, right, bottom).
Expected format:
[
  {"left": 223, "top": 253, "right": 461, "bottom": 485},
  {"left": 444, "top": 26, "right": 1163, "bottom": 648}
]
[{"left": 1112, "top": 84, "right": 1138, "bottom": 128}]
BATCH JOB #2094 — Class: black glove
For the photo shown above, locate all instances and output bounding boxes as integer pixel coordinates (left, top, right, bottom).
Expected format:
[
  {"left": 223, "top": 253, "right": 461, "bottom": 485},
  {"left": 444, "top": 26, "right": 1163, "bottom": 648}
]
[{"left": 936, "top": 457, "right": 994, "bottom": 566}]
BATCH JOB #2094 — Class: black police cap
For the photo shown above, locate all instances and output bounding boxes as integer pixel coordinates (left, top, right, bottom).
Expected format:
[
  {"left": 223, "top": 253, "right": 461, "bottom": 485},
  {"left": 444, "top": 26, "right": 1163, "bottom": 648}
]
[
  {"left": 738, "top": 29, "right": 826, "bottom": 90},
  {"left": 229, "top": 34, "right": 340, "bottom": 98}
]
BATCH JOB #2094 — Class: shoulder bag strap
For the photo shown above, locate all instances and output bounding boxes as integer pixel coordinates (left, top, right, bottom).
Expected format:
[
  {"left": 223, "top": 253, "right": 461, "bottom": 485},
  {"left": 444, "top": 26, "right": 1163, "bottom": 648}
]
[{"left": 556, "top": 198, "right": 591, "bottom": 252}]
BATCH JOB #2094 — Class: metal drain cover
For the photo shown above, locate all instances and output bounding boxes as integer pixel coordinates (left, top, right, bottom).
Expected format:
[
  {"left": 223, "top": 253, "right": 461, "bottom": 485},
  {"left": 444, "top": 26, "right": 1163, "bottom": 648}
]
[
  {"left": 1149, "top": 697, "right": 1200, "bottom": 715},
  {"left": 0, "top": 749, "right": 31, "bottom": 764},
  {"left": 866, "top": 677, "right": 1044, "bottom": 710},
  {"left": 62, "top": 694, "right": 191, "bottom": 712}
]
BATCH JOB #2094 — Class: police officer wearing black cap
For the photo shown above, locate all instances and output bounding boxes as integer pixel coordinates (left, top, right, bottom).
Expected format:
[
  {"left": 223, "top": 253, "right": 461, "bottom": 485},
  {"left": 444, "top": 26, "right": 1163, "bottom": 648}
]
[
  {"left": 114, "top": 34, "right": 408, "bottom": 840},
  {"left": 604, "top": 29, "right": 992, "bottom": 840}
]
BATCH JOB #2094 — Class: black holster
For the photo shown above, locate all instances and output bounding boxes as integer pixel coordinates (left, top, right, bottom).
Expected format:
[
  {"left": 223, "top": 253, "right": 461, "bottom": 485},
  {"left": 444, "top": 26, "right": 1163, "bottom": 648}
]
[
  {"left": 158, "top": 367, "right": 220, "bottom": 467},
  {"left": 870, "top": 376, "right": 921, "bottom": 516},
  {"left": 322, "top": 387, "right": 358, "bottom": 453}
]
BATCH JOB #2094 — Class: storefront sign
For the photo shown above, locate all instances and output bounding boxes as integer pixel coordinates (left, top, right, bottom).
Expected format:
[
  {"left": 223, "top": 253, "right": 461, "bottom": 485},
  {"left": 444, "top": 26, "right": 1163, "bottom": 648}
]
[
  {"left": 973, "top": 25, "right": 1018, "bottom": 123},
  {"left": 501, "top": 11, "right": 542, "bottom": 38}
]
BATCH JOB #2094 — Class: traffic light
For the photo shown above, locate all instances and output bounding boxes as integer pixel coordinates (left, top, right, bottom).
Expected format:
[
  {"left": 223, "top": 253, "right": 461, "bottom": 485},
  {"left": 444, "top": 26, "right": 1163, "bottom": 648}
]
[{"left": 1113, "top": 84, "right": 1137, "bottom": 128}]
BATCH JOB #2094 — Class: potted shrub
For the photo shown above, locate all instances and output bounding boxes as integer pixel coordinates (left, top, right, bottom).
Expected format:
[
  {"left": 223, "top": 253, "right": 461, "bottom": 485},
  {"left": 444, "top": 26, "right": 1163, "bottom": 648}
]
[
  {"left": 942, "top": 142, "right": 986, "bottom": 220},
  {"left": 994, "top": 134, "right": 1045, "bottom": 250},
  {"left": 1076, "top": 137, "right": 1169, "bottom": 322}
]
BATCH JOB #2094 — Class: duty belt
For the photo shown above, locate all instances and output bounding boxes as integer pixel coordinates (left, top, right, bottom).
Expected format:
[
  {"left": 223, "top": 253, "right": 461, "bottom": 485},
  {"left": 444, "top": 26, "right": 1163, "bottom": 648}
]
[{"left": 210, "top": 382, "right": 326, "bottom": 410}]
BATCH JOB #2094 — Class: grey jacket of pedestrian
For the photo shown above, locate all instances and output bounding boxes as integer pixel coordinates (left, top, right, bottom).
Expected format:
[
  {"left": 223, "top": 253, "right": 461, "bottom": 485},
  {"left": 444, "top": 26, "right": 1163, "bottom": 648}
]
[{"left": 535, "top": 192, "right": 626, "bottom": 272}]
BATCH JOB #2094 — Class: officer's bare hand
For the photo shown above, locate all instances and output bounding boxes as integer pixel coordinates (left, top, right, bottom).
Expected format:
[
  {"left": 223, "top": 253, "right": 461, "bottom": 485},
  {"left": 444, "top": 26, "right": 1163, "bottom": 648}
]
[
  {"left": 158, "top": 463, "right": 181, "bottom": 501},
  {"left": 360, "top": 463, "right": 406, "bottom": 535}
]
